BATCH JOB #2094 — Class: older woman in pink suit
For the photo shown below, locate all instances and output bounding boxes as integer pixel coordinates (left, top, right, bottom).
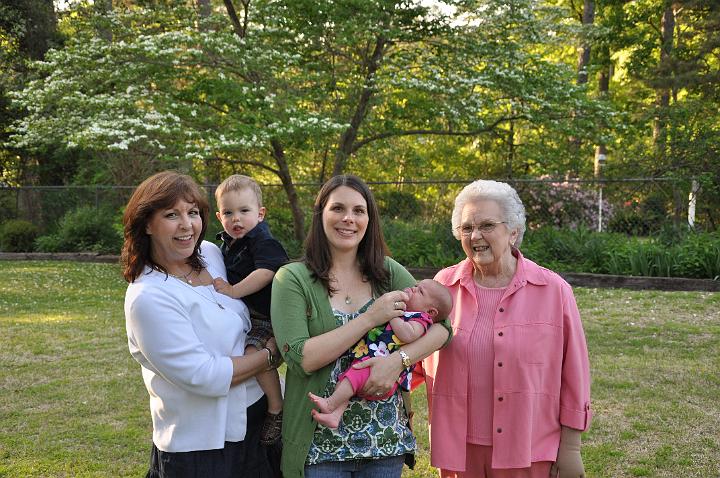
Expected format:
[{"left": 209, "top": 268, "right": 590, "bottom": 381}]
[{"left": 419, "top": 180, "right": 592, "bottom": 478}]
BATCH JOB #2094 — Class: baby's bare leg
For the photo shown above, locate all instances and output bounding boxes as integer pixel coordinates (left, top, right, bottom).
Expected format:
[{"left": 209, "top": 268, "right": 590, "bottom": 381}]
[
  {"left": 311, "top": 401, "right": 350, "bottom": 429},
  {"left": 308, "top": 378, "right": 354, "bottom": 414},
  {"left": 308, "top": 378, "right": 355, "bottom": 427},
  {"left": 247, "top": 345, "right": 283, "bottom": 413}
]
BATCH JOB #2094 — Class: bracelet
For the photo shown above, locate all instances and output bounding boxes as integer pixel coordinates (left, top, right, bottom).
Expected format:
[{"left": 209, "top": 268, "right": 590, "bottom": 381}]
[
  {"left": 262, "top": 347, "right": 274, "bottom": 370},
  {"left": 398, "top": 348, "right": 412, "bottom": 368}
]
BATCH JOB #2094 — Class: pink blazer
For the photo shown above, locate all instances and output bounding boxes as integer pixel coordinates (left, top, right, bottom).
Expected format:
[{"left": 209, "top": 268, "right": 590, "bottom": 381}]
[{"left": 418, "top": 251, "right": 592, "bottom": 470}]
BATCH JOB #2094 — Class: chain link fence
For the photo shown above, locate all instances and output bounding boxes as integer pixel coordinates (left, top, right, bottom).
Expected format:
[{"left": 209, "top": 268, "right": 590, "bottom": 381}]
[{"left": 0, "top": 177, "right": 714, "bottom": 248}]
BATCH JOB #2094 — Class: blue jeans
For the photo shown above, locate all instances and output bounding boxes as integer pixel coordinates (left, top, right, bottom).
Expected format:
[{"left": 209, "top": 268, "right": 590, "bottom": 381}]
[{"left": 304, "top": 455, "right": 405, "bottom": 478}]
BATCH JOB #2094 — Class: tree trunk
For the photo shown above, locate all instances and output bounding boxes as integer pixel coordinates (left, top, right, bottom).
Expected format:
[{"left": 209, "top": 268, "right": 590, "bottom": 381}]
[
  {"left": 17, "top": 158, "right": 41, "bottom": 225},
  {"left": 653, "top": 2, "right": 675, "bottom": 162},
  {"left": 198, "top": 0, "right": 211, "bottom": 20},
  {"left": 19, "top": 0, "right": 58, "bottom": 60},
  {"left": 653, "top": 3, "right": 683, "bottom": 224},
  {"left": 216, "top": 1, "right": 305, "bottom": 240},
  {"left": 594, "top": 47, "right": 610, "bottom": 176},
  {"left": 271, "top": 140, "right": 306, "bottom": 243},
  {"left": 570, "top": 0, "right": 595, "bottom": 174},
  {"left": 197, "top": 0, "right": 217, "bottom": 180},
  {"left": 94, "top": 0, "right": 113, "bottom": 42},
  {"left": 577, "top": 0, "right": 595, "bottom": 85},
  {"left": 332, "top": 36, "right": 388, "bottom": 176},
  {"left": 506, "top": 119, "right": 515, "bottom": 178},
  {"left": 223, "top": 0, "right": 249, "bottom": 38}
]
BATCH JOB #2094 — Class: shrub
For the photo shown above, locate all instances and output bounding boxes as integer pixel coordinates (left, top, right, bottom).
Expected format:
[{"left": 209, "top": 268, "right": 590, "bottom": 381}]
[
  {"left": 382, "top": 223, "right": 720, "bottom": 279},
  {"left": 522, "top": 226, "right": 720, "bottom": 279},
  {"left": 608, "top": 193, "right": 669, "bottom": 236},
  {"left": 516, "top": 177, "right": 612, "bottom": 231},
  {"left": 34, "top": 206, "right": 123, "bottom": 254},
  {"left": 34, "top": 234, "right": 63, "bottom": 253},
  {"left": 376, "top": 191, "right": 424, "bottom": 220},
  {"left": 262, "top": 207, "right": 302, "bottom": 260},
  {"left": 674, "top": 232, "right": 720, "bottom": 280},
  {"left": 521, "top": 226, "right": 621, "bottom": 274},
  {"left": 383, "top": 220, "right": 463, "bottom": 268},
  {"left": 639, "top": 192, "right": 668, "bottom": 232},
  {"left": 607, "top": 209, "right": 650, "bottom": 235},
  {"left": 0, "top": 219, "right": 40, "bottom": 252},
  {"left": 0, "top": 189, "right": 17, "bottom": 224}
]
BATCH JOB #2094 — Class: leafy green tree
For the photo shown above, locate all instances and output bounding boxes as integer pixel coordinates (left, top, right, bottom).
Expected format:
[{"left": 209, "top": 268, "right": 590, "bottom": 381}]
[
  {"left": 1, "top": 0, "right": 62, "bottom": 185},
  {"left": 600, "top": 0, "right": 720, "bottom": 228},
  {"left": 8, "top": 0, "right": 606, "bottom": 241}
]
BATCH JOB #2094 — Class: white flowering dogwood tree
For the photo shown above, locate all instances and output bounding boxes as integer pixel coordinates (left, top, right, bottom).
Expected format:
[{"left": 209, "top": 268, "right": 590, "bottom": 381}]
[{"left": 9, "top": 0, "right": 604, "bottom": 241}]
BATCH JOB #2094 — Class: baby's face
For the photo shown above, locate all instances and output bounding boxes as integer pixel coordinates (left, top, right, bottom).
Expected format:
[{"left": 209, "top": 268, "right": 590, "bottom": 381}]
[{"left": 403, "top": 279, "right": 438, "bottom": 312}]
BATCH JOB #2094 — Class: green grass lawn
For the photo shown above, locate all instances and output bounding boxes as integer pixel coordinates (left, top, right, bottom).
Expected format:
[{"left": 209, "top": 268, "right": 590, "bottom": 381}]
[{"left": 1, "top": 261, "right": 718, "bottom": 477}]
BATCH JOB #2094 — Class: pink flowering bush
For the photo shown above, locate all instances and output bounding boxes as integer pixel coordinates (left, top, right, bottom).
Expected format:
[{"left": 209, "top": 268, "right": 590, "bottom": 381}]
[{"left": 515, "top": 177, "right": 613, "bottom": 231}]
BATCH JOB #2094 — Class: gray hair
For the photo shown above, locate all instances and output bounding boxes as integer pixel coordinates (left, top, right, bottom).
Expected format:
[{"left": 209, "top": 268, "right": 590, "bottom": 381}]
[{"left": 451, "top": 180, "right": 527, "bottom": 247}]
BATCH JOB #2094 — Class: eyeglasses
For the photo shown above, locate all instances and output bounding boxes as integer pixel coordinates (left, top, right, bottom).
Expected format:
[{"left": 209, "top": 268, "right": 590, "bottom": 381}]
[{"left": 456, "top": 221, "right": 507, "bottom": 237}]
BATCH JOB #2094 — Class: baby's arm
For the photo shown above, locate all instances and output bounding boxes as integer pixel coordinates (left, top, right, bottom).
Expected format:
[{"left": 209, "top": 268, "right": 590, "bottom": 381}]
[
  {"left": 213, "top": 268, "right": 275, "bottom": 299},
  {"left": 389, "top": 316, "right": 427, "bottom": 344}
]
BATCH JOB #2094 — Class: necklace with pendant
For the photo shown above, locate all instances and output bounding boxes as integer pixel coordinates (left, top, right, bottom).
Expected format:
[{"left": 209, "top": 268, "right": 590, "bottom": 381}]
[
  {"left": 344, "top": 295, "right": 352, "bottom": 305},
  {"left": 169, "top": 267, "right": 195, "bottom": 285},
  {"left": 169, "top": 272, "right": 225, "bottom": 310}
]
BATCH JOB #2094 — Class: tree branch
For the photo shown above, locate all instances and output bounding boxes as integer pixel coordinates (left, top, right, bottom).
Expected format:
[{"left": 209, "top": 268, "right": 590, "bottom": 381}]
[
  {"left": 223, "top": 0, "right": 246, "bottom": 38},
  {"left": 241, "top": 0, "right": 250, "bottom": 37},
  {"left": 207, "top": 156, "right": 280, "bottom": 175},
  {"left": 350, "top": 115, "right": 530, "bottom": 153},
  {"left": 333, "top": 34, "right": 388, "bottom": 175}
]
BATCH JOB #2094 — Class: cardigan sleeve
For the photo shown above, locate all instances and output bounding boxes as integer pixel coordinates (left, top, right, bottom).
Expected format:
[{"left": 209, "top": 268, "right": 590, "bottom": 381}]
[
  {"left": 271, "top": 264, "right": 315, "bottom": 377},
  {"left": 558, "top": 280, "right": 592, "bottom": 431}
]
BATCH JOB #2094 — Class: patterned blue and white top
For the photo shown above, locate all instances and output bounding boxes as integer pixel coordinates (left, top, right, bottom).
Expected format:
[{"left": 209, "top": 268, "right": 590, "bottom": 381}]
[{"left": 305, "top": 300, "right": 416, "bottom": 465}]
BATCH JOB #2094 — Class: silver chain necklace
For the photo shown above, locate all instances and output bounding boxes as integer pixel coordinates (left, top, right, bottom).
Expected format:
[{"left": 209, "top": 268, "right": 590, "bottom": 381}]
[
  {"left": 170, "top": 274, "right": 225, "bottom": 309},
  {"left": 169, "top": 267, "right": 195, "bottom": 285}
]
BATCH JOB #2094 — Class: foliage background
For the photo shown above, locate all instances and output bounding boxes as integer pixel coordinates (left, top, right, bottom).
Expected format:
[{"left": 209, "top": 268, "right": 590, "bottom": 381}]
[{"left": 1, "top": 0, "right": 718, "bottom": 245}]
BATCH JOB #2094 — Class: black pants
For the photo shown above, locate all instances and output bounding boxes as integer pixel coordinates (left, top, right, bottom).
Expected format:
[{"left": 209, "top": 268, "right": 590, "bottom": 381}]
[{"left": 146, "top": 396, "right": 277, "bottom": 478}]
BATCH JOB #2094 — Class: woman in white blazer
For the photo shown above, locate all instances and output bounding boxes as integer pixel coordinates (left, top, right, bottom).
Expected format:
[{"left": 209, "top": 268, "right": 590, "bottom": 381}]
[{"left": 122, "top": 171, "right": 279, "bottom": 477}]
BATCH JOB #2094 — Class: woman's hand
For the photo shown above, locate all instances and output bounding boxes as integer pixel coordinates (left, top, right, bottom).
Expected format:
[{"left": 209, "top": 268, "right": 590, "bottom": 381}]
[
  {"left": 263, "top": 337, "right": 283, "bottom": 369},
  {"left": 354, "top": 353, "right": 404, "bottom": 397},
  {"left": 364, "top": 290, "right": 410, "bottom": 328},
  {"left": 264, "top": 337, "right": 278, "bottom": 357},
  {"left": 231, "top": 337, "right": 282, "bottom": 386},
  {"left": 550, "top": 426, "right": 585, "bottom": 477}
]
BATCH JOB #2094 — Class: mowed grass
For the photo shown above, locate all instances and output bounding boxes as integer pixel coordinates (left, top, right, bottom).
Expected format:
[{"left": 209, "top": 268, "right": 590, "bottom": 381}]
[{"left": 1, "top": 261, "right": 718, "bottom": 477}]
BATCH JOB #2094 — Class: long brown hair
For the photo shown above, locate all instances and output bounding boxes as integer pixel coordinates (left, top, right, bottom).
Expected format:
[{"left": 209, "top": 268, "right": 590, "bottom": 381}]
[
  {"left": 121, "top": 171, "right": 209, "bottom": 282},
  {"left": 303, "top": 175, "right": 390, "bottom": 295}
]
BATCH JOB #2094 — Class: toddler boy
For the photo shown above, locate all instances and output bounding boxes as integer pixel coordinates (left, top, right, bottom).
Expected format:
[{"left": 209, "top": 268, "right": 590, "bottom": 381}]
[{"left": 213, "top": 174, "right": 289, "bottom": 445}]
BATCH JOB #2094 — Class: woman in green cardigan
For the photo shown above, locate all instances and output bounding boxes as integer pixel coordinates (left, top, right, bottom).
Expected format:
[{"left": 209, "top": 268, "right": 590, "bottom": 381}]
[{"left": 271, "top": 175, "right": 451, "bottom": 478}]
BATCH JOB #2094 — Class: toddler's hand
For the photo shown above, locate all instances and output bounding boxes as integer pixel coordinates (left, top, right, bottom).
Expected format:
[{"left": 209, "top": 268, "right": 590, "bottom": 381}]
[{"left": 213, "top": 277, "right": 232, "bottom": 296}]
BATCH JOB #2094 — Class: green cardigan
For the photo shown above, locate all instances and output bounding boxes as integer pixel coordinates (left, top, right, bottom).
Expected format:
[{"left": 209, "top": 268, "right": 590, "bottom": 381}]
[{"left": 271, "top": 257, "right": 432, "bottom": 478}]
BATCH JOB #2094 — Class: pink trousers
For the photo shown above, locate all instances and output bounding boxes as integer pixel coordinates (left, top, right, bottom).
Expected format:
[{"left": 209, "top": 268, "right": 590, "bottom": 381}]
[
  {"left": 338, "top": 357, "right": 397, "bottom": 400},
  {"left": 440, "top": 443, "right": 552, "bottom": 478}
]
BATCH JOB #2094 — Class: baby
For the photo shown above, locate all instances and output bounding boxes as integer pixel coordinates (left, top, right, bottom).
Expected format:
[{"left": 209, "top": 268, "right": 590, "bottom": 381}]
[{"left": 308, "top": 279, "right": 452, "bottom": 429}]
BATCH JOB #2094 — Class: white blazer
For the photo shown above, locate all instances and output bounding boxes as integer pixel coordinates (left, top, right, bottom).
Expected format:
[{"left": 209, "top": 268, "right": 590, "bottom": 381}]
[{"left": 125, "top": 241, "right": 262, "bottom": 452}]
